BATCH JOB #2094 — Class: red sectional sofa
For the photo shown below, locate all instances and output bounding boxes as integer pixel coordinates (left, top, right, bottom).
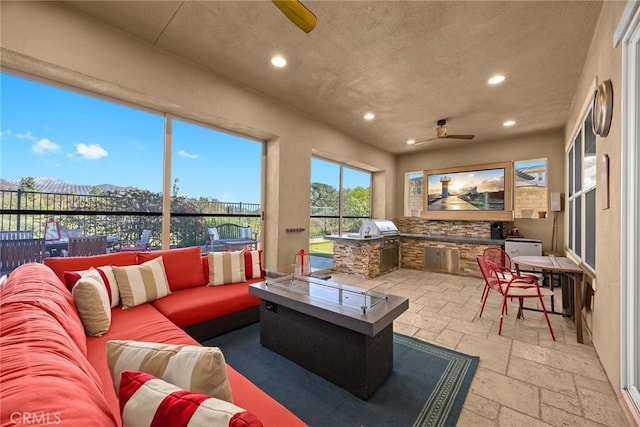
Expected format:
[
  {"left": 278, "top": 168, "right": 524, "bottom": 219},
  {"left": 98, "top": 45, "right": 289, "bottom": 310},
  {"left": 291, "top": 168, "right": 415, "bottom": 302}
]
[{"left": 0, "top": 247, "right": 306, "bottom": 427}]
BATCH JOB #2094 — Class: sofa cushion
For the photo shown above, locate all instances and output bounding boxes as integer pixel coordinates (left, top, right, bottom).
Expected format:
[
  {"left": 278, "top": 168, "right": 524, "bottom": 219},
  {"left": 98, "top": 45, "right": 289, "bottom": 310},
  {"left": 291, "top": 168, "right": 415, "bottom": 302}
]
[
  {"left": 44, "top": 251, "right": 138, "bottom": 283},
  {"left": 1, "top": 268, "right": 117, "bottom": 426},
  {"left": 243, "top": 250, "right": 263, "bottom": 279},
  {"left": 64, "top": 265, "right": 120, "bottom": 308},
  {"left": 208, "top": 251, "right": 246, "bottom": 286},
  {"left": 107, "top": 340, "right": 232, "bottom": 402},
  {"left": 119, "top": 371, "right": 263, "bottom": 427},
  {"left": 152, "top": 279, "right": 262, "bottom": 328},
  {"left": 137, "top": 246, "right": 205, "bottom": 291},
  {"left": 2, "top": 263, "right": 88, "bottom": 356},
  {"left": 73, "top": 268, "right": 112, "bottom": 337},
  {"left": 113, "top": 257, "right": 171, "bottom": 309}
]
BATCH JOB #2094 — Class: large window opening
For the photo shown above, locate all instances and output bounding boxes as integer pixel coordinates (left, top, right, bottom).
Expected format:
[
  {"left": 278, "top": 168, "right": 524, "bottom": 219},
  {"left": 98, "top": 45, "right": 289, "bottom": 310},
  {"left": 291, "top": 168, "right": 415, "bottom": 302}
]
[
  {"left": 309, "top": 157, "right": 371, "bottom": 270},
  {"left": 566, "top": 102, "right": 596, "bottom": 271},
  {"left": 0, "top": 71, "right": 262, "bottom": 267}
]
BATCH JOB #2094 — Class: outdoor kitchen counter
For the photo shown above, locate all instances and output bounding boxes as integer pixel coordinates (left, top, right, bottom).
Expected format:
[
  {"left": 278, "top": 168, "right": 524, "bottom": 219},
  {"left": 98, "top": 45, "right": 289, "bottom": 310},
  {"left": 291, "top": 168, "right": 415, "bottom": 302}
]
[
  {"left": 325, "top": 235, "right": 389, "bottom": 278},
  {"left": 325, "top": 234, "right": 384, "bottom": 241},
  {"left": 400, "top": 233, "right": 505, "bottom": 246}
]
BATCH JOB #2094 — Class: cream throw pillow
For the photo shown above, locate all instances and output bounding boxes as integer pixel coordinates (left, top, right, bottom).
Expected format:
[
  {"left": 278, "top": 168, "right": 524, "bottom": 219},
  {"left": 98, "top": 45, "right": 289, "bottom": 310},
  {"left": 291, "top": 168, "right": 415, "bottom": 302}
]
[
  {"left": 112, "top": 257, "right": 171, "bottom": 309},
  {"left": 208, "top": 251, "right": 246, "bottom": 286},
  {"left": 72, "top": 268, "right": 112, "bottom": 337},
  {"left": 107, "top": 340, "right": 233, "bottom": 403}
]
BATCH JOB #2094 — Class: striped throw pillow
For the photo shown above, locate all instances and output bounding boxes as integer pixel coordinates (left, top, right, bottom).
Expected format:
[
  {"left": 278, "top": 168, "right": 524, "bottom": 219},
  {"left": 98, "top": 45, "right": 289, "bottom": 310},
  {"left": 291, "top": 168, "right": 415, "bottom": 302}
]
[
  {"left": 112, "top": 257, "right": 171, "bottom": 309},
  {"left": 107, "top": 340, "right": 232, "bottom": 403},
  {"left": 64, "top": 266, "right": 120, "bottom": 307},
  {"left": 72, "top": 268, "right": 112, "bottom": 337},
  {"left": 243, "top": 249, "right": 263, "bottom": 279},
  {"left": 207, "top": 251, "right": 246, "bottom": 286},
  {"left": 119, "top": 371, "right": 263, "bottom": 427}
]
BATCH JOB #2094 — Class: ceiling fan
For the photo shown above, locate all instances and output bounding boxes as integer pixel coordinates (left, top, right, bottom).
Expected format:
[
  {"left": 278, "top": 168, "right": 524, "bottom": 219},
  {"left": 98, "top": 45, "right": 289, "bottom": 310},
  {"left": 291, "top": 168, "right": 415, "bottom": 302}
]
[
  {"left": 409, "top": 119, "right": 475, "bottom": 146},
  {"left": 272, "top": 0, "right": 317, "bottom": 33}
]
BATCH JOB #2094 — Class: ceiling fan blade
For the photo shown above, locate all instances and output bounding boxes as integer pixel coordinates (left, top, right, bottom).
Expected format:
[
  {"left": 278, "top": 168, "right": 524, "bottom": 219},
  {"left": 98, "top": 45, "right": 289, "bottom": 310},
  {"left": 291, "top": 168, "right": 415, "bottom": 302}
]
[
  {"left": 272, "top": 0, "right": 317, "bottom": 33},
  {"left": 412, "top": 137, "right": 438, "bottom": 145},
  {"left": 443, "top": 134, "right": 475, "bottom": 140}
]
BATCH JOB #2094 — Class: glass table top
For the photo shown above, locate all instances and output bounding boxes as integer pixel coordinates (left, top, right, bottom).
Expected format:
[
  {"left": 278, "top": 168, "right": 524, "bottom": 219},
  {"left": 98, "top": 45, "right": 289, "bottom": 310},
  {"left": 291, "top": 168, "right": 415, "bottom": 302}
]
[{"left": 265, "top": 274, "right": 387, "bottom": 314}]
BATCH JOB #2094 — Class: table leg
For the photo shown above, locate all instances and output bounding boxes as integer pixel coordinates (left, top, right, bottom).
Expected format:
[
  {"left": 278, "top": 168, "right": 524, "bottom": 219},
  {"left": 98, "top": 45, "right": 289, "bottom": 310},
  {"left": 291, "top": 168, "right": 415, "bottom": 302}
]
[{"left": 574, "top": 272, "right": 584, "bottom": 344}]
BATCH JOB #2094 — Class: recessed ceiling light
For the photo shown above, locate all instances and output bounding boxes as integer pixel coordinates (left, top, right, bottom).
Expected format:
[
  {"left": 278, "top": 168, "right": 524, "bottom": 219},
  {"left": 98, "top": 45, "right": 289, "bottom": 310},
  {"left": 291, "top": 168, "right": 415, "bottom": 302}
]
[
  {"left": 271, "top": 56, "right": 287, "bottom": 68},
  {"left": 503, "top": 120, "right": 516, "bottom": 127},
  {"left": 364, "top": 112, "right": 375, "bottom": 121},
  {"left": 488, "top": 75, "right": 505, "bottom": 85},
  {"left": 406, "top": 139, "right": 416, "bottom": 145}
]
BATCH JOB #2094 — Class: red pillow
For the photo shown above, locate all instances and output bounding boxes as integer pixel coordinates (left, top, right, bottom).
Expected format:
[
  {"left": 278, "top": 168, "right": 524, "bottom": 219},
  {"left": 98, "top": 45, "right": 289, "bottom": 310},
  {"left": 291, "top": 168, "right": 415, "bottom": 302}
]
[
  {"left": 119, "top": 371, "right": 263, "bottom": 427},
  {"left": 137, "top": 247, "right": 205, "bottom": 291},
  {"left": 243, "top": 250, "right": 263, "bottom": 279}
]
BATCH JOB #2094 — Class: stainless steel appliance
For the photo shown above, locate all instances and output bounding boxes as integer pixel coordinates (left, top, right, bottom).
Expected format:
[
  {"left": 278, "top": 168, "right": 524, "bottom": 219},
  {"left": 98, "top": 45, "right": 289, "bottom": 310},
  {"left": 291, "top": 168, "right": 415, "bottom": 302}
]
[{"left": 359, "top": 219, "right": 400, "bottom": 273}]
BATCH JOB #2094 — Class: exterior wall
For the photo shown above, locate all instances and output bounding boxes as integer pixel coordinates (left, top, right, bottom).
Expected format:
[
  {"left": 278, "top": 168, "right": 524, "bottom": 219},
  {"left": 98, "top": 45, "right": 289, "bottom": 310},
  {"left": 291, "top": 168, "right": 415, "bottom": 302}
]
[
  {"left": 515, "top": 187, "right": 548, "bottom": 219},
  {"left": 0, "top": 1, "right": 396, "bottom": 273},
  {"left": 563, "top": 1, "right": 626, "bottom": 391},
  {"left": 395, "top": 130, "right": 566, "bottom": 254}
]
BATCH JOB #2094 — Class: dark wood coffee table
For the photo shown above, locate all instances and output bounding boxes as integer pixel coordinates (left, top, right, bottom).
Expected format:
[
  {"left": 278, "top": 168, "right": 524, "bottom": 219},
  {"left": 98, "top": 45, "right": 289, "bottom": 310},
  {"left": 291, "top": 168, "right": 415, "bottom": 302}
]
[{"left": 249, "top": 275, "right": 408, "bottom": 399}]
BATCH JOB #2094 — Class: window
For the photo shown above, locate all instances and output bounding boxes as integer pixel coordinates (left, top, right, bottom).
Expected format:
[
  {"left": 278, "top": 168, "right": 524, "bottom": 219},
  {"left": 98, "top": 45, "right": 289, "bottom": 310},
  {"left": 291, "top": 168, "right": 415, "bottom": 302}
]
[
  {"left": 567, "top": 105, "right": 596, "bottom": 271},
  {"left": 0, "top": 71, "right": 262, "bottom": 253},
  {"left": 309, "top": 157, "right": 371, "bottom": 269},
  {"left": 514, "top": 159, "right": 548, "bottom": 218},
  {"left": 404, "top": 172, "right": 423, "bottom": 217},
  {"left": 171, "top": 118, "right": 262, "bottom": 248}
]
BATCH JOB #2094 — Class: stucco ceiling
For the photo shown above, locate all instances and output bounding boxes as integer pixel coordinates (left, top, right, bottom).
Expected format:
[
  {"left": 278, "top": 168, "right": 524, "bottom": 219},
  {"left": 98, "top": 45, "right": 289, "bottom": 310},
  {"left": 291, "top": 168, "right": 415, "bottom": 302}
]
[{"left": 64, "top": 1, "right": 603, "bottom": 153}]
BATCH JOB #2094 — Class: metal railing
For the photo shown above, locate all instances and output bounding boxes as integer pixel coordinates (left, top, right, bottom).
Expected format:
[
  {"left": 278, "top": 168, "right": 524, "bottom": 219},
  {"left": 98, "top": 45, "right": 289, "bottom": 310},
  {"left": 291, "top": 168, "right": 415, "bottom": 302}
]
[{"left": 0, "top": 189, "right": 261, "bottom": 249}]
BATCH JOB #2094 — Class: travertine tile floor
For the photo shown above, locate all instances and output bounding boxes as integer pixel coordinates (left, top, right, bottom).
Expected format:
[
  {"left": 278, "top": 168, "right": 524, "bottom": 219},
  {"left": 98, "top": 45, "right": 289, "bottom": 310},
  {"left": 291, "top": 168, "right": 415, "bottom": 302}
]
[{"left": 328, "top": 268, "right": 631, "bottom": 427}]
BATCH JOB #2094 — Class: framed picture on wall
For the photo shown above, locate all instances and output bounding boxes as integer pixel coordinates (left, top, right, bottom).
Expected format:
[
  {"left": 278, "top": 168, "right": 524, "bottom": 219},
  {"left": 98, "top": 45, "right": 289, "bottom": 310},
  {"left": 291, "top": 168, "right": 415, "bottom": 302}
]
[{"left": 423, "top": 161, "right": 514, "bottom": 221}]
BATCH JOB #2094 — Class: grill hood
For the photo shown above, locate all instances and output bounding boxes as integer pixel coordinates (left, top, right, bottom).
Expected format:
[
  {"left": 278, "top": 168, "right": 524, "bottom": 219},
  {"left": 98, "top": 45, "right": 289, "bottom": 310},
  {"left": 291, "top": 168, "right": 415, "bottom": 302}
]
[{"left": 360, "top": 219, "right": 399, "bottom": 237}]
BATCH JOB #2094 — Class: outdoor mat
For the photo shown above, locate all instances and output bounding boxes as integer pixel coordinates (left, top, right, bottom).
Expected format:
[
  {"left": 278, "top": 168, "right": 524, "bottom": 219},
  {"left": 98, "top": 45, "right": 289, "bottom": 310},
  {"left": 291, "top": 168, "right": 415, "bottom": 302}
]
[{"left": 203, "top": 323, "right": 479, "bottom": 427}]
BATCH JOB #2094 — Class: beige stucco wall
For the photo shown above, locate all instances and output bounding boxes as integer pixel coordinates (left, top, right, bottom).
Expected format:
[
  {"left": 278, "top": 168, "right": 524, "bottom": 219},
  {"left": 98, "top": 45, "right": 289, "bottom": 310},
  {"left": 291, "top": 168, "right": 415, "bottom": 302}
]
[
  {"left": 0, "top": 1, "right": 396, "bottom": 272},
  {"left": 564, "top": 0, "right": 626, "bottom": 390},
  {"left": 395, "top": 129, "right": 566, "bottom": 254}
]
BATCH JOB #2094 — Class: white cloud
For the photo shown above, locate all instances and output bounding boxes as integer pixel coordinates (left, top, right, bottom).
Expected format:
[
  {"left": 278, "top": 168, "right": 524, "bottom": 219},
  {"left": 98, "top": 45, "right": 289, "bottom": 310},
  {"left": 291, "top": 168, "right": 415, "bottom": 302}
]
[
  {"left": 15, "top": 131, "right": 37, "bottom": 141},
  {"left": 76, "top": 143, "right": 108, "bottom": 160},
  {"left": 0, "top": 129, "right": 12, "bottom": 139},
  {"left": 32, "top": 138, "right": 62, "bottom": 154},
  {"left": 178, "top": 149, "right": 200, "bottom": 159}
]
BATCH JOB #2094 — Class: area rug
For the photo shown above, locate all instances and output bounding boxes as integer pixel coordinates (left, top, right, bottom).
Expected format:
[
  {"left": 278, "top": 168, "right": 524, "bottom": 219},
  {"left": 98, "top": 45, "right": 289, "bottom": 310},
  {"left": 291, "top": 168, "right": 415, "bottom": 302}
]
[{"left": 203, "top": 323, "right": 479, "bottom": 427}]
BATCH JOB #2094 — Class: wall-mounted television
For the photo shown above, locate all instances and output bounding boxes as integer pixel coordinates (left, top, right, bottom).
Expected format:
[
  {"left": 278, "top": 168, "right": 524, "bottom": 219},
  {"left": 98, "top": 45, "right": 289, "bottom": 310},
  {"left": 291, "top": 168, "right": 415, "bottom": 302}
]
[{"left": 423, "top": 161, "right": 514, "bottom": 221}]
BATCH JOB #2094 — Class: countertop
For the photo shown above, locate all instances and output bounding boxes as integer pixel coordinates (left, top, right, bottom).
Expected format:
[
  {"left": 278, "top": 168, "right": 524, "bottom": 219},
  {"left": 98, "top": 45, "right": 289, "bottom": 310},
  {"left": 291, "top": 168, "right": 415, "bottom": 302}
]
[
  {"left": 400, "top": 233, "right": 504, "bottom": 245},
  {"left": 325, "top": 233, "right": 503, "bottom": 245},
  {"left": 325, "top": 234, "right": 384, "bottom": 241}
]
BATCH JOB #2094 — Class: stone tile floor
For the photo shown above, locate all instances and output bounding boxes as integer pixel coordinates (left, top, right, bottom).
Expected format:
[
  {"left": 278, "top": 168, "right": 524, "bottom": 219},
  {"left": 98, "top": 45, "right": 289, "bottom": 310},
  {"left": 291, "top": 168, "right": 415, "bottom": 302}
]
[{"left": 328, "top": 268, "right": 631, "bottom": 427}]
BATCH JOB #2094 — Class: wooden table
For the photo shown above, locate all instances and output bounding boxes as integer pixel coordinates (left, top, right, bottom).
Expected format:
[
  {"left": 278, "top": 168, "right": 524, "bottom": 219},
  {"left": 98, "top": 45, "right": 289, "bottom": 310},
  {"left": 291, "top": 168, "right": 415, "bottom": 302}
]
[{"left": 512, "top": 255, "right": 585, "bottom": 343}]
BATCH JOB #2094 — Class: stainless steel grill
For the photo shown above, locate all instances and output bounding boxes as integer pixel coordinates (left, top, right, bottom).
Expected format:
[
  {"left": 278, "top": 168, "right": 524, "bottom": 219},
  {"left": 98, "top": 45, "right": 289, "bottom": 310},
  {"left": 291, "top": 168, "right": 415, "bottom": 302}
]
[
  {"left": 359, "top": 219, "right": 399, "bottom": 238},
  {"left": 360, "top": 219, "right": 400, "bottom": 273}
]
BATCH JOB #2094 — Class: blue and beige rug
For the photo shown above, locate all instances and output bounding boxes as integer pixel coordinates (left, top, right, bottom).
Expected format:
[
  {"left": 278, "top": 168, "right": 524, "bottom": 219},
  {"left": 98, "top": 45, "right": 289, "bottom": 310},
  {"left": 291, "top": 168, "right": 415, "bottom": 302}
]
[{"left": 203, "top": 323, "right": 479, "bottom": 427}]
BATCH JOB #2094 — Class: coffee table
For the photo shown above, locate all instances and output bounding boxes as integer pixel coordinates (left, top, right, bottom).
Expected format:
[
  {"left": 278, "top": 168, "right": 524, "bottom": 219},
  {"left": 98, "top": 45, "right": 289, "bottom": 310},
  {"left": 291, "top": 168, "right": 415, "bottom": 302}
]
[{"left": 249, "top": 275, "right": 408, "bottom": 399}]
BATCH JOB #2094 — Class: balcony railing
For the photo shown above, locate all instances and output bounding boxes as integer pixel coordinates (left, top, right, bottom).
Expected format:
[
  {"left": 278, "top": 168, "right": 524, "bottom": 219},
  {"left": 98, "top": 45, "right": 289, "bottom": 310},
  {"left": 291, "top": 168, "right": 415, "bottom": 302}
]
[{"left": 0, "top": 189, "right": 261, "bottom": 250}]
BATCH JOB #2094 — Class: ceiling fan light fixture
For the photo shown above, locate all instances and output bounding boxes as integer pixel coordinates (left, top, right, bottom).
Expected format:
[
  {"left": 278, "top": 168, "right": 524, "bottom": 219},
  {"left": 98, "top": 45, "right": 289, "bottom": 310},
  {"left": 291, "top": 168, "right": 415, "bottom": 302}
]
[
  {"left": 488, "top": 74, "right": 506, "bottom": 85},
  {"left": 503, "top": 120, "right": 516, "bottom": 127},
  {"left": 272, "top": 0, "right": 317, "bottom": 33},
  {"left": 271, "top": 55, "right": 287, "bottom": 68}
]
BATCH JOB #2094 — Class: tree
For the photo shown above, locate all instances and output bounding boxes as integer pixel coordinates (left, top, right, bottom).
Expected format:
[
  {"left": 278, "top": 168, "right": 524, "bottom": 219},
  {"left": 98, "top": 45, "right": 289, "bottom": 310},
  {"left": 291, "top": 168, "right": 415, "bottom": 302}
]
[
  {"left": 19, "top": 177, "right": 36, "bottom": 192},
  {"left": 310, "top": 182, "right": 338, "bottom": 215}
]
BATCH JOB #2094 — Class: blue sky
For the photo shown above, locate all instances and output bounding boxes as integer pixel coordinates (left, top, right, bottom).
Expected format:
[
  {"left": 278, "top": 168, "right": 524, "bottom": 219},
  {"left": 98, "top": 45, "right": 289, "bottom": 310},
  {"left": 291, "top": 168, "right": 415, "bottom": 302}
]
[{"left": 1, "top": 72, "right": 370, "bottom": 204}]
